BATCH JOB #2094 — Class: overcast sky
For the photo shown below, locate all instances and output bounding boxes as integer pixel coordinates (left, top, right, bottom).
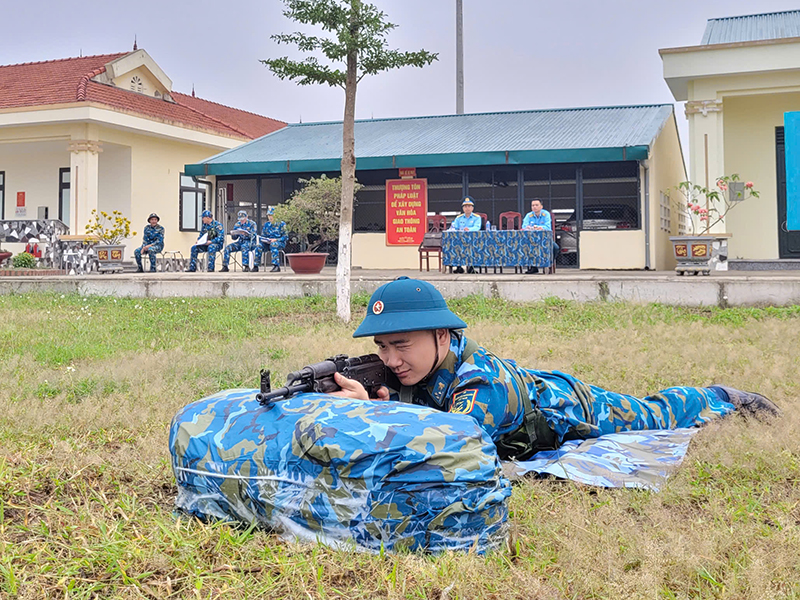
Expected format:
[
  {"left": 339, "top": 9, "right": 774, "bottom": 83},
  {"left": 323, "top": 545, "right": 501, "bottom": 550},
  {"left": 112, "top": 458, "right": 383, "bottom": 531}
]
[{"left": 4, "top": 0, "right": 799, "bottom": 162}]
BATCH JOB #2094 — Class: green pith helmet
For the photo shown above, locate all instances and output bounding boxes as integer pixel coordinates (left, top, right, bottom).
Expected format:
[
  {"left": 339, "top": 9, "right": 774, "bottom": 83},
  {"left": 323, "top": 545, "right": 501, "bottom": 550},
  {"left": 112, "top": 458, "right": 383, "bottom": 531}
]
[{"left": 353, "top": 277, "right": 467, "bottom": 338}]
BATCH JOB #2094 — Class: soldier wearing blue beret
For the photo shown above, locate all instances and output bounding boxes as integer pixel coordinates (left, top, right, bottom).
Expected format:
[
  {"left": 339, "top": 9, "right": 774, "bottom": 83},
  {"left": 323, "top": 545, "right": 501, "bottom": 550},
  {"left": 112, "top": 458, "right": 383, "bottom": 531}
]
[{"left": 334, "top": 277, "right": 780, "bottom": 460}]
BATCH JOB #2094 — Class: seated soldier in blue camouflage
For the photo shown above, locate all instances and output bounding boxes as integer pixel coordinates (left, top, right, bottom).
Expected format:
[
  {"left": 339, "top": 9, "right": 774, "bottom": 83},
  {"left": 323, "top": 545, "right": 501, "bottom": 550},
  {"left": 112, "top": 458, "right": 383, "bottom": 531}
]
[
  {"left": 222, "top": 210, "right": 257, "bottom": 272},
  {"left": 134, "top": 213, "right": 164, "bottom": 273},
  {"left": 252, "top": 206, "right": 287, "bottom": 273},
  {"left": 187, "top": 210, "right": 224, "bottom": 272},
  {"left": 333, "top": 277, "right": 780, "bottom": 460}
]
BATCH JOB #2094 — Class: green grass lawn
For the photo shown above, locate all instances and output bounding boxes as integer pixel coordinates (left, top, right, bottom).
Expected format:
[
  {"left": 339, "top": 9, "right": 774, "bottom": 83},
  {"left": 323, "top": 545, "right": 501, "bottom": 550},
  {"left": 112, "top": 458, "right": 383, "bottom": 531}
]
[{"left": 0, "top": 293, "right": 798, "bottom": 599}]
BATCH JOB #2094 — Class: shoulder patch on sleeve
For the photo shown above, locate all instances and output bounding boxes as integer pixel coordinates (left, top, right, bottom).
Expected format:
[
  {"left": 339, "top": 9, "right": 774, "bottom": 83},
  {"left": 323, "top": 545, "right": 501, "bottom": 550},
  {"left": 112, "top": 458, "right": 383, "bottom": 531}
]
[{"left": 451, "top": 389, "right": 478, "bottom": 414}]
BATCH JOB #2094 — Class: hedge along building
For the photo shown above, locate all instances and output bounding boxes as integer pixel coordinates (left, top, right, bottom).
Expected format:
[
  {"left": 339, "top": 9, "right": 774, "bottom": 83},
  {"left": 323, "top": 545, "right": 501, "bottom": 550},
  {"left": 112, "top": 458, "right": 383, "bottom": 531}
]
[
  {"left": 186, "top": 104, "right": 687, "bottom": 270},
  {"left": 661, "top": 10, "right": 800, "bottom": 263},
  {"left": 0, "top": 49, "right": 284, "bottom": 257}
]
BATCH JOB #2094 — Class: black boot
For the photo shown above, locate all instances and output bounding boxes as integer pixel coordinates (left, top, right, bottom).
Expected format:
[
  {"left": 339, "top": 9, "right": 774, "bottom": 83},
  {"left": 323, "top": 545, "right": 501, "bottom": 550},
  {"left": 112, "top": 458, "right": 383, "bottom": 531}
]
[
  {"left": 186, "top": 266, "right": 196, "bottom": 273},
  {"left": 526, "top": 266, "right": 539, "bottom": 274},
  {"left": 136, "top": 266, "right": 144, "bottom": 273},
  {"left": 710, "top": 386, "right": 782, "bottom": 419},
  {"left": 251, "top": 265, "right": 259, "bottom": 273},
  {"left": 220, "top": 265, "right": 229, "bottom": 273},
  {"left": 243, "top": 265, "right": 250, "bottom": 272},
  {"left": 454, "top": 266, "right": 464, "bottom": 274},
  {"left": 271, "top": 265, "right": 280, "bottom": 272},
  {"left": 467, "top": 266, "right": 476, "bottom": 274},
  {"left": 208, "top": 267, "right": 215, "bottom": 273}
]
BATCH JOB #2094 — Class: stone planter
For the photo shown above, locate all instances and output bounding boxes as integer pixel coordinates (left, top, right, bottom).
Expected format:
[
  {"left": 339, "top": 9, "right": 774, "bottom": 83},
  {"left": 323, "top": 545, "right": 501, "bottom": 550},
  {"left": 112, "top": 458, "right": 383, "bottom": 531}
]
[
  {"left": 286, "top": 252, "right": 328, "bottom": 274},
  {"left": 95, "top": 244, "right": 126, "bottom": 273},
  {"left": 670, "top": 235, "right": 730, "bottom": 276}
]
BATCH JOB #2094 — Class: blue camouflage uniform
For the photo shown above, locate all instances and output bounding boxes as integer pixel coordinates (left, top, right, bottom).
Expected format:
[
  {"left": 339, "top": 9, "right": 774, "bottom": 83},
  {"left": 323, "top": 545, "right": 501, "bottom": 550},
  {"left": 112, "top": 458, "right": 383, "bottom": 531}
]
[
  {"left": 188, "top": 211, "right": 224, "bottom": 271},
  {"left": 134, "top": 223, "right": 164, "bottom": 272},
  {"left": 223, "top": 218, "right": 257, "bottom": 267},
  {"left": 390, "top": 331, "right": 735, "bottom": 460},
  {"left": 352, "top": 277, "right": 749, "bottom": 462},
  {"left": 254, "top": 219, "right": 288, "bottom": 267}
]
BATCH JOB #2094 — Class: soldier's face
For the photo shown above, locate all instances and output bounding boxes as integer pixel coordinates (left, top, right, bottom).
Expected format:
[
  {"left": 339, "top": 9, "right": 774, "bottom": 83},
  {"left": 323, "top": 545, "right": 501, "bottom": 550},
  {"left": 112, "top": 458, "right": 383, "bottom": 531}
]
[
  {"left": 373, "top": 330, "right": 445, "bottom": 386},
  {"left": 531, "top": 201, "right": 542, "bottom": 214},
  {"left": 463, "top": 204, "right": 474, "bottom": 216},
  {"left": 202, "top": 216, "right": 211, "bottom": 225},
  {"left": 148, "top": 218, "right": 158, "bottom": 226}
]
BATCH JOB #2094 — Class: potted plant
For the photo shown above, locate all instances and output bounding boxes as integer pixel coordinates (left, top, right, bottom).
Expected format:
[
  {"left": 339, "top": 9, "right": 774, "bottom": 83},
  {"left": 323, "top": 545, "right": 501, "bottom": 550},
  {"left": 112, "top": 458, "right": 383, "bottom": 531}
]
[
  {"left": 84, "top": 210, "right": 136, "bottom": 273},
  {"left": 0, "top": 242, "right": 10, "bottom": 268},
  {"left": 669, "top": 175, "right": 758, "bottom": 276},
  {"left": 272, "top": 175, "right": 361, "bottom": 274}
]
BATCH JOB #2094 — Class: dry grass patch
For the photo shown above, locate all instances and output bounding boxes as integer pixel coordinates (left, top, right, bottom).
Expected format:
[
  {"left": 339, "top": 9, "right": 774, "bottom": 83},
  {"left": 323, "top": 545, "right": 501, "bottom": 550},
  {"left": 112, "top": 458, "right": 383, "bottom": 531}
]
[{"left": 1, "top": 295, "right": 799, "bottom": 598}]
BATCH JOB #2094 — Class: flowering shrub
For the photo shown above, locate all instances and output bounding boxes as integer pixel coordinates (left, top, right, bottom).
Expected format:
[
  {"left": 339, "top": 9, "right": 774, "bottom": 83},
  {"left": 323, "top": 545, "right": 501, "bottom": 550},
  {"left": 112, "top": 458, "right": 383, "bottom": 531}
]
[
  {"left": 84, "top": 210, "right": 136, "bottom": 244},
  {"left": 12, "top": 252, "right": 37, "bottom": 269},
  {"left": 673, "top": 175, "right": 758, "bottom": 236}
]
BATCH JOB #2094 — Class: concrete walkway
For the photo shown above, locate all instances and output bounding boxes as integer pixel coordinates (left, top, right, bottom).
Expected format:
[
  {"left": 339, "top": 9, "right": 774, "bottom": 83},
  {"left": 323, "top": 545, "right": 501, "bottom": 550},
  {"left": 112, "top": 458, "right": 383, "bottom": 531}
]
[{"left": 3, "top": 268, "right": 800, "bottom": 307}]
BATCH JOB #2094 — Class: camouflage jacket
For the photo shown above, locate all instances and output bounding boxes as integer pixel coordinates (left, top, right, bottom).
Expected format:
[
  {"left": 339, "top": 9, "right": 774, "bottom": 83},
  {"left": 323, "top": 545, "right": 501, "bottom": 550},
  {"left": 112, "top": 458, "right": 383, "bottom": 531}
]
[
  {"left": 199, "top": 220, "right": 224, "bottom": 243},
  {"left": 260, "top": 221, "right": 287, "bottom": 245},
  {"left": 142, "top": 224, "right": 164, "bottom": 249}
]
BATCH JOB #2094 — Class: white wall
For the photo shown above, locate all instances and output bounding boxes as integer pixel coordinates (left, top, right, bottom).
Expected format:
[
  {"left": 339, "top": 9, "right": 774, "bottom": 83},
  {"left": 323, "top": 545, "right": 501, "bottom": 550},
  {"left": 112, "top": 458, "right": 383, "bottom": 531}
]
[{"left": 0, "top": 140, "right": 69, "bottom": 221}]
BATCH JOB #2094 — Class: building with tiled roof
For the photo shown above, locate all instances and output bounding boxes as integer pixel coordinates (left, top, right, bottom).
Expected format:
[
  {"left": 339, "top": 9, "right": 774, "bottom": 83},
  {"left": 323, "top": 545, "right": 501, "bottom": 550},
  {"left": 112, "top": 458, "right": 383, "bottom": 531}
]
[
  {"left": 660, "top": 10, "right": 800, "bottom": 264},
  {"left": 0, "top": 49, "right": 285, "bottom": 258}
]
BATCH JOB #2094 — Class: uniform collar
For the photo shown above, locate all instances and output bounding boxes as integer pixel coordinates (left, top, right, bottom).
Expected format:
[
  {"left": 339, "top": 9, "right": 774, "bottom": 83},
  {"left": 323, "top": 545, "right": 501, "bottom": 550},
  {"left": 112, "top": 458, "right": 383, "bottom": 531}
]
[{"left": 424, "top": 333, "right": 466, "bottom": 406}]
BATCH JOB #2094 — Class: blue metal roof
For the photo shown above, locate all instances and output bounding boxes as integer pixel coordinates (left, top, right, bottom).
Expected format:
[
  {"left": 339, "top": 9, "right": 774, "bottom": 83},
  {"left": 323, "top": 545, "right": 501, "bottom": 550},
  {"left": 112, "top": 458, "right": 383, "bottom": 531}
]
[
  {"left": 701, "top": 10, "right": 800, "bottom": 45},
  {"left": 186, "top": 104, "right": 674, "bottom": 176}
]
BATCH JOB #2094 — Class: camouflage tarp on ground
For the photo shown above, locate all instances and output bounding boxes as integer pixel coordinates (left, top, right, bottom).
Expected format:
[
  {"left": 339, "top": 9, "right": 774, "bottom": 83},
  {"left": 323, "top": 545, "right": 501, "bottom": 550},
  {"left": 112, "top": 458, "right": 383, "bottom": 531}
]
[
  {"left": 504, "top": 428, "right": 699, "bottom": 491},
  {"left": 170, "top": 390, "right": 511, "bottom": 554}
]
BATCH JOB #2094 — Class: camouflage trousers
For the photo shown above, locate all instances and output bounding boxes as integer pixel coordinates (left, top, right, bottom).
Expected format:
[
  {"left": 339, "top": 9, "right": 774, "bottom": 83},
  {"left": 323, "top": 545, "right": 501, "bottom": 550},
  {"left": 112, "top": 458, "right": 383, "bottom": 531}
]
[
  {"left": 189, "top": 241, "right": 223, "bottom": 271},
  {"left": 253, "top": 241, "right": 284, "bottom": 267},
  {"left": 134, "top": 244, "right": 162, "bottom": 271},
  {"left": 529, "top": 370, "right": 736, "bottom": 443},
  {"left": 223, "top": 240, "right": 253, "bottom": 267}
]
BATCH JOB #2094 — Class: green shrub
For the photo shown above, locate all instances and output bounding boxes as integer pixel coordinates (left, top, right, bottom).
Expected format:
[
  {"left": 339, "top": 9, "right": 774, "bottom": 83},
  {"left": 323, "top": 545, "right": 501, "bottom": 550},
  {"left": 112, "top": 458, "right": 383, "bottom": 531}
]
[{"left": 12, "top": 252, "right": 37, "bottom": 269}]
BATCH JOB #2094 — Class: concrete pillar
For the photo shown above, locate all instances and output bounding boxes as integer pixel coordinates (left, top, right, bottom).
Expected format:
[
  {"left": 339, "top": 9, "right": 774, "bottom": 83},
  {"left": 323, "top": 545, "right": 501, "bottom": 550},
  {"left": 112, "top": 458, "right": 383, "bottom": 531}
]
[
  {"left": 686, "top": 99, "right": 725, "bottom": 233},
  {"left": 67, "top": 140, "right": 102, "bottom": 234}
]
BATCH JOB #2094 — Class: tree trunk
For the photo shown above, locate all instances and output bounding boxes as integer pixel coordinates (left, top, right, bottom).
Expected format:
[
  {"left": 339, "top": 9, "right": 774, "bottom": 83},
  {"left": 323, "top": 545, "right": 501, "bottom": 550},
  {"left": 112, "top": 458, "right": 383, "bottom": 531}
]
[{"left": 337, "top": 45, "right": 358, "bottom": 322}]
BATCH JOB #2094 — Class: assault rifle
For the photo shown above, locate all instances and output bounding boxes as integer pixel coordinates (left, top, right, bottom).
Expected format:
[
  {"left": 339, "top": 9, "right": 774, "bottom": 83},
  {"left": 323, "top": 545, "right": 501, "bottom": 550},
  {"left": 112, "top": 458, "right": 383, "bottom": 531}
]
[{"left": 256, "top": 354, "right": 399, "bottom": 406}]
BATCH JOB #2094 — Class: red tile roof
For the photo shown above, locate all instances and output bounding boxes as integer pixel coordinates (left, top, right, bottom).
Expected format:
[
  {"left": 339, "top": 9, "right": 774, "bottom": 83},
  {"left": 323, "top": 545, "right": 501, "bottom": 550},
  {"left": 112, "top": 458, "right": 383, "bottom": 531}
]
[{"left": 0, "top": 52, "right": 285, "bottom": 139}]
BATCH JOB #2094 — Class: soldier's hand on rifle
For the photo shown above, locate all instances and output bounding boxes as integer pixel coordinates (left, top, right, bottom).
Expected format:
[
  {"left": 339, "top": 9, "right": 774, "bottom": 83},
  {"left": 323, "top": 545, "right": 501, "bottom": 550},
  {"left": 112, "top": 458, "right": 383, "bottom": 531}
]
[{"left": 331, "top": 372, "right": 390, "bottom": 401}]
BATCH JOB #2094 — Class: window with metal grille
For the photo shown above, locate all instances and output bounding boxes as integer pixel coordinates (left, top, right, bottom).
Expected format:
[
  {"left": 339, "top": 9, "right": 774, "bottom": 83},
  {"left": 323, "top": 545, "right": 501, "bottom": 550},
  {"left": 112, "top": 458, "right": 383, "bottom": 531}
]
[
  {"left": 179, "top": 174, "right": 211, "bottom": 231},
  {"left": 660, "top": 191, "right": 671, "bottom": 232}
]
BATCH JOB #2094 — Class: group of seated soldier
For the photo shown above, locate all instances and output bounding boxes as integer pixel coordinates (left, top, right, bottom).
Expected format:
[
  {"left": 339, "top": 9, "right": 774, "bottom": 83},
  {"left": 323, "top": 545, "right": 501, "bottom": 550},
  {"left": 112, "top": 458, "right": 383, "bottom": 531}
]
[
  {"left": 185, "top": 207, "right": 287, "bottom": 273},
  {"left": 444, "top": 196, "right": 559, "bottom": 275}
]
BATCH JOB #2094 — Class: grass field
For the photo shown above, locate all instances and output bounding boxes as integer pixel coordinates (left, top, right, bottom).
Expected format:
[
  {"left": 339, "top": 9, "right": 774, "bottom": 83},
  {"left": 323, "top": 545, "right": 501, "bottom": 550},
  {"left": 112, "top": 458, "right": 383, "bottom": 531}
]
[{"left": 0, "top": 293, "right": 798, "bottom": 599}]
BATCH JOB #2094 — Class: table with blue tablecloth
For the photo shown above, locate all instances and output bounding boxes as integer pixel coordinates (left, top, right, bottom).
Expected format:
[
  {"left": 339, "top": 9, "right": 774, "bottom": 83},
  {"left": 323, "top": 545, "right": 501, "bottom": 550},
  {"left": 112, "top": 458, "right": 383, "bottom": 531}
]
[{"left": 442, "top": 230, "right": 552, "bottom": 269}]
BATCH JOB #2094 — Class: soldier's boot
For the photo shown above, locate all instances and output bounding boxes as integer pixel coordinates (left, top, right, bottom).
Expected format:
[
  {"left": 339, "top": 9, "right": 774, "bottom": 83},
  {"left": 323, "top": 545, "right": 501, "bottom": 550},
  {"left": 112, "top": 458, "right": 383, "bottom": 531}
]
[
  {"left": 243, "top": 265, "right": 250, "bottom": 272},
  {"left": 271, "top": 265, "right": 280, "bottom": 272},
  {"left": 709, "top": 385, "right": 782, "bottom": 420},
  {"left": 454, "top": 266, "right": 464, "bottom": 274},
  {"left": 466, "top": 266, "right": 476, "bottom": 274},
  {"left": 186, "top": 266, "right": 196, "bottom": 273},
  {"left": 220, "top": 265, "right": 229, "bottom": 273},
  {"left": 251, "top": 265, "right": 259, "bottom": 273},
  {"left": 136, "top": 266, "right": 144, "bottom": 273}
]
